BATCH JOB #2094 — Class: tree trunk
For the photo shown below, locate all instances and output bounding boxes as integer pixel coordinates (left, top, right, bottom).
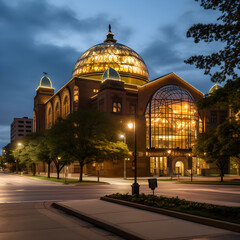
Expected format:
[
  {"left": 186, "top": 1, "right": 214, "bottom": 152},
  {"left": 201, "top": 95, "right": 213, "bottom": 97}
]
[
  {"left": 47, "top": 162, "right": 51, "bottom": 178},
  {"left": 57, "top": 168, "right": 60, "bottom": 179},
  {"left": 32, "top": 163, "right": 36, "bottom": 176},
  {"left": 79, "top": 162, "right": 84, "bottom": 182},
  {"left": 220, "top": 170, "right": 224, "bottom": 182}
]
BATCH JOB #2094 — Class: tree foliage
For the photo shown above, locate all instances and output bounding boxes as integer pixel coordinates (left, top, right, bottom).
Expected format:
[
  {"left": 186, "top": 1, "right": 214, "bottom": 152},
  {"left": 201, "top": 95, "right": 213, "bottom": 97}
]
[
  {"left": 34, "top": 132, "right": 53, "bottom": 178},
  {"left": 46, "top": 120, "right": 73, "bottom": 179},
  {"left": 48, "top": 110, "right": 129, "bottom": 181},
  {"left": 11, "top": 134, "right": 39, "bottom": 175},
  {"left": 185, "top": 0, "right": 240, "bottom": 83},
  {"left": 197, "top": 77, "right": 240, "bottom": 114},
  {"left": 92, "top": 140, "right": 129, "bottom": 162},
  {"left": 217, "top": 119, "right": 240, "bottom": 166},
  {"left": 2, "top": 144, "right": 15, "bottom": 171},
  {"left": 193, "top": 118, "right": 240, "bottom": 181},
  {"left": 4, "top": 110, "right": 129, "bottom": 180}
]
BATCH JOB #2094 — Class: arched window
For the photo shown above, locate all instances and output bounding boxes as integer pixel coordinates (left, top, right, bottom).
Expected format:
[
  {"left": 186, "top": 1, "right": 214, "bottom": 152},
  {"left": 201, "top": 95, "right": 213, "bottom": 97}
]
[
  {"left": 63, "top": 96, "right": 70, "bottom": 118},
  {"left": 55, "top": 102, "right": 60, "bottom": 122},
  {"left": 145, "top": 85, "right": 199, "bottom": 149},
  {"left": 73, "top": 85, "right": 79, "bottom": 111},
  {"left": 47, "top": 107, "right": 52, "bottom": 129}
]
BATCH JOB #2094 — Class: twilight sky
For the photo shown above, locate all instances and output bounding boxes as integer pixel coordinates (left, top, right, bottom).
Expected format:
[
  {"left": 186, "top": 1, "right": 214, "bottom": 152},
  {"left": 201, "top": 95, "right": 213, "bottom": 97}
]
[{"left": 0, "top": 0, "right": 222, "bottom": 149}]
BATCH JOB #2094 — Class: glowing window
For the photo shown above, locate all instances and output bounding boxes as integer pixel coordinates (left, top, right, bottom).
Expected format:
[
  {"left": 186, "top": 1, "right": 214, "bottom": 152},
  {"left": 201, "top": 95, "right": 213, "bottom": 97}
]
[
  {"left": 113, "top": 102, "right": 121, "bottom": 113},
  {"left": 145, "top": 85, "right": 199, "bottom": 149},
  {"left": 73, "top": 86, "right": 79, "bottom": 111}
]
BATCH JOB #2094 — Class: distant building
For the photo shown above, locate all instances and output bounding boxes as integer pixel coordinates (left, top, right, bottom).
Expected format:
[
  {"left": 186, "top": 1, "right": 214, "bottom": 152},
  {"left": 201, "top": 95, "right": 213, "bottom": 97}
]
[{"left": 11, "top": 117, "right": 33, "bottom": 142}]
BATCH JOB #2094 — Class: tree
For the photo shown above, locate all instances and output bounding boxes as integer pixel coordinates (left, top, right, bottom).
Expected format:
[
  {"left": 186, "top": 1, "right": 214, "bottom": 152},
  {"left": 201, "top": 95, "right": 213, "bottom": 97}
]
[
  {"left": 49, "top": 110, "right": 129, "bottom": 181},
  {"left": 193, "top": 131, "right": 228, "bottom": 182},
  {"left": 197, "top": 77, "right": 240, "bottom": 115},
  {"left": 35, "top": 131, "right": 53, "bottom": 178},
  {"left": 12, "top": 134, "right": 39, "bottom": 175},
  {"left": 185, "top": 0, "right": 240, "bottom": 83},
  {"left": 216, "top": 119, "right": 240, "bottom": 174},
  {"left": 193, "top": 118, "right": 240, "bottom": 181},
  {"left": 0, "top": 156, "right": 4, "bottom": 169},
  {"left": 92, "top": 140, "right": 129, "bottom": 181},
  {"left": 46, "top": 121, "right": 73, "bottom": 179},
  {"left": 2, "top": 144, "right": 15, "bottom": 172}
]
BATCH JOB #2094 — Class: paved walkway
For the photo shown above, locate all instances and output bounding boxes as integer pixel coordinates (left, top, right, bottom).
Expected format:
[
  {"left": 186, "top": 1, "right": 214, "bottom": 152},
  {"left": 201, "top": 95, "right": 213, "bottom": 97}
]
[{"left": 54, "top": 199, "right": 240, "bottom": 240}]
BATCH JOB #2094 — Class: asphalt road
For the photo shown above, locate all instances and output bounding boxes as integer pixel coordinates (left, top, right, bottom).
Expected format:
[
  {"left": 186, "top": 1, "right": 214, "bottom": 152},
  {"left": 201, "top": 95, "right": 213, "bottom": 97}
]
[
  {"left": 0, "top": 174, "right": 240, "bottom": 240},
  {"left": 0, "top": 174, "right": 240, "bottom": 206},
  {"left": 0, "top": 174, "right": 131, "bottom": 203},
  {"left": 0, "top": 174, "right": 125, "bottom": 240}
]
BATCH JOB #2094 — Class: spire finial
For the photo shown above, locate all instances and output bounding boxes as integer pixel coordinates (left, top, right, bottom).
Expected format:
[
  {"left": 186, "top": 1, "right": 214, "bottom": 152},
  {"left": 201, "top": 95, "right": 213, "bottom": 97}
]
[
  {"left": 104, "top": 24, "right": 117, "bottom": 43},
  {"left": 43, "top": 72, "right": 47, "bottom": 75}
]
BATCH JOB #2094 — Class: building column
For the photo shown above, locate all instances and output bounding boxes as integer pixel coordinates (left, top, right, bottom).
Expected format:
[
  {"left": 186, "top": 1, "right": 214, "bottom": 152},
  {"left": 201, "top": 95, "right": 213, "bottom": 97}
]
[{"left": 167, "top": 156, "right": 173, "bottom": 176}]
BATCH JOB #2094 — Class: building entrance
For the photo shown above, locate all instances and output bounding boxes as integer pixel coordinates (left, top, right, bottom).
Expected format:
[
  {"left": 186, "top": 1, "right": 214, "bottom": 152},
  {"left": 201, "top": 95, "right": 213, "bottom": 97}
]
[
  {"left": 150, "top": 157, "right": 167, "bottom": 176},
  {"left": 175, "top": 161, "right": 184, "bottom": 176}
]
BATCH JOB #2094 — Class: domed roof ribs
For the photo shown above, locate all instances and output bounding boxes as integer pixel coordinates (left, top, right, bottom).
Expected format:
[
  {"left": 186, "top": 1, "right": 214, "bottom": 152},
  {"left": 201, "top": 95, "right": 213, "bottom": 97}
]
[{"left": 104, "top": 24, "right": 117, "bottom": 43}]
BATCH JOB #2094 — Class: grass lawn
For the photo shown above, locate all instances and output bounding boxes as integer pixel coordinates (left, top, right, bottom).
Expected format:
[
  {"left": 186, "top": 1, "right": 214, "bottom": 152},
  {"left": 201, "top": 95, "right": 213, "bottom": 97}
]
[
  {"left": 157, "top": 178, "right": 174, "bottom": 181},
  {"left": 178, "top": 180, "right": 240, "bottom": 185},
  {"left": 24, "top": 175, "right": 108, "bottom": 184},
  {"left": 106, "top": 193, "right": 240, "bottom": 224}
]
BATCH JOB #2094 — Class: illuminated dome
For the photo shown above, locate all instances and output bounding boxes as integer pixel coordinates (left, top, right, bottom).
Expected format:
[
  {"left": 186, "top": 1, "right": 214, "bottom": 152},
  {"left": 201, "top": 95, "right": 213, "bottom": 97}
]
[
  {"left": 102, "top": 67, "right": 121, "bottom": 81},
  {"left": 72, "top": 25, "right": 149, "bottom": 86}
]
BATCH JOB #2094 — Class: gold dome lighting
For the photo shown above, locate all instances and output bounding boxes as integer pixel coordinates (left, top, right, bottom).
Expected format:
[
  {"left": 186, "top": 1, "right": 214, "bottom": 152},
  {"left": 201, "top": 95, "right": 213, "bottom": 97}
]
[{"left": 72, "top": 25, "right": 149, "bottom": 86}]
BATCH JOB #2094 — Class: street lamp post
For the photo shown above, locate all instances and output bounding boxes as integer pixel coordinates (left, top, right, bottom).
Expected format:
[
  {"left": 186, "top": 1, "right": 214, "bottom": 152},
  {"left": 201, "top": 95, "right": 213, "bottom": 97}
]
[{"left": 128, "top": 115, "right": 139, "bottom": 195}]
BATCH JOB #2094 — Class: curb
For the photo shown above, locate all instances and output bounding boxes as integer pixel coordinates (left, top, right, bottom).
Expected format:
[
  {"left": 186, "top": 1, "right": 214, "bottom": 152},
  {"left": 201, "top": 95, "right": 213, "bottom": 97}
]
[
  {"left": 52, "top": 202, "right": 144, "bottom": 240},
  {"left": 100, "top": 197, "right": 240, "bottom": 233}
]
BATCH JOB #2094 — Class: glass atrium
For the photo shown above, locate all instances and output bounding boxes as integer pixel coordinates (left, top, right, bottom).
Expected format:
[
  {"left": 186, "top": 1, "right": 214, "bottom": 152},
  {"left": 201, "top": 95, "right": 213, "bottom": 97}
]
[{"left": 146, "top": 85, "right": 199, "bottom": 149}]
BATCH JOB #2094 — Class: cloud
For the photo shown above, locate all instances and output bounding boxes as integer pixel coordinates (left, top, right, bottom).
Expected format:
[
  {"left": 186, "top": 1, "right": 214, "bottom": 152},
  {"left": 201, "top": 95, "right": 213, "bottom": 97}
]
[
  {"left": 141, "top": 24, "right": 191, "bottom": 77},
  {"left": 0, "top": 0, "right": 132, "bottom": 147},
  {"left": 140, "top": 18, "right": 221, "bottom": 93}
]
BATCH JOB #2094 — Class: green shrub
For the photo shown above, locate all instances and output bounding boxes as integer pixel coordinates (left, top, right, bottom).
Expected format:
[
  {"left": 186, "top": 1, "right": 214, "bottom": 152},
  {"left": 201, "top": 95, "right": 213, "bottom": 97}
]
[{"left": 105, "top": 193, "right": 240, "bottom": 223}]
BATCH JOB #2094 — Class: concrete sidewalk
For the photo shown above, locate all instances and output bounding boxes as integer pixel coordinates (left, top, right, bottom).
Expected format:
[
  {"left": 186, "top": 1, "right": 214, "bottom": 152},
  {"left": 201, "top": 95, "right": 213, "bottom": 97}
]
[{"left": 53, "top": 199, "right": 240, "bottom": 240}]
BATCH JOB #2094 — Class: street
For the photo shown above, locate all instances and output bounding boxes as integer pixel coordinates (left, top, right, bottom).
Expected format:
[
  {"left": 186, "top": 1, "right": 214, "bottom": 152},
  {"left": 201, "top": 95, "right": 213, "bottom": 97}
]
[
  {"left": 0, "top": 174, "right": 240, "bottom": 240},
  {"left": 0, "top": 174, "right": 240, "bottom": 206},
  {"left": 0, "top": 174, "right": 125, "bottom": 240}
]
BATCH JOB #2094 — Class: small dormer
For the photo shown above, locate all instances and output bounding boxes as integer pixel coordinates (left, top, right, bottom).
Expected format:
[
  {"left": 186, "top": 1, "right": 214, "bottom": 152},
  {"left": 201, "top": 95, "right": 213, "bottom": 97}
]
[
  {"left": 36, "top": 75, "right": 54, "bottom": 95},
  {"left": 100, "top": 68, "right": 124, "bottom": 91}
]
